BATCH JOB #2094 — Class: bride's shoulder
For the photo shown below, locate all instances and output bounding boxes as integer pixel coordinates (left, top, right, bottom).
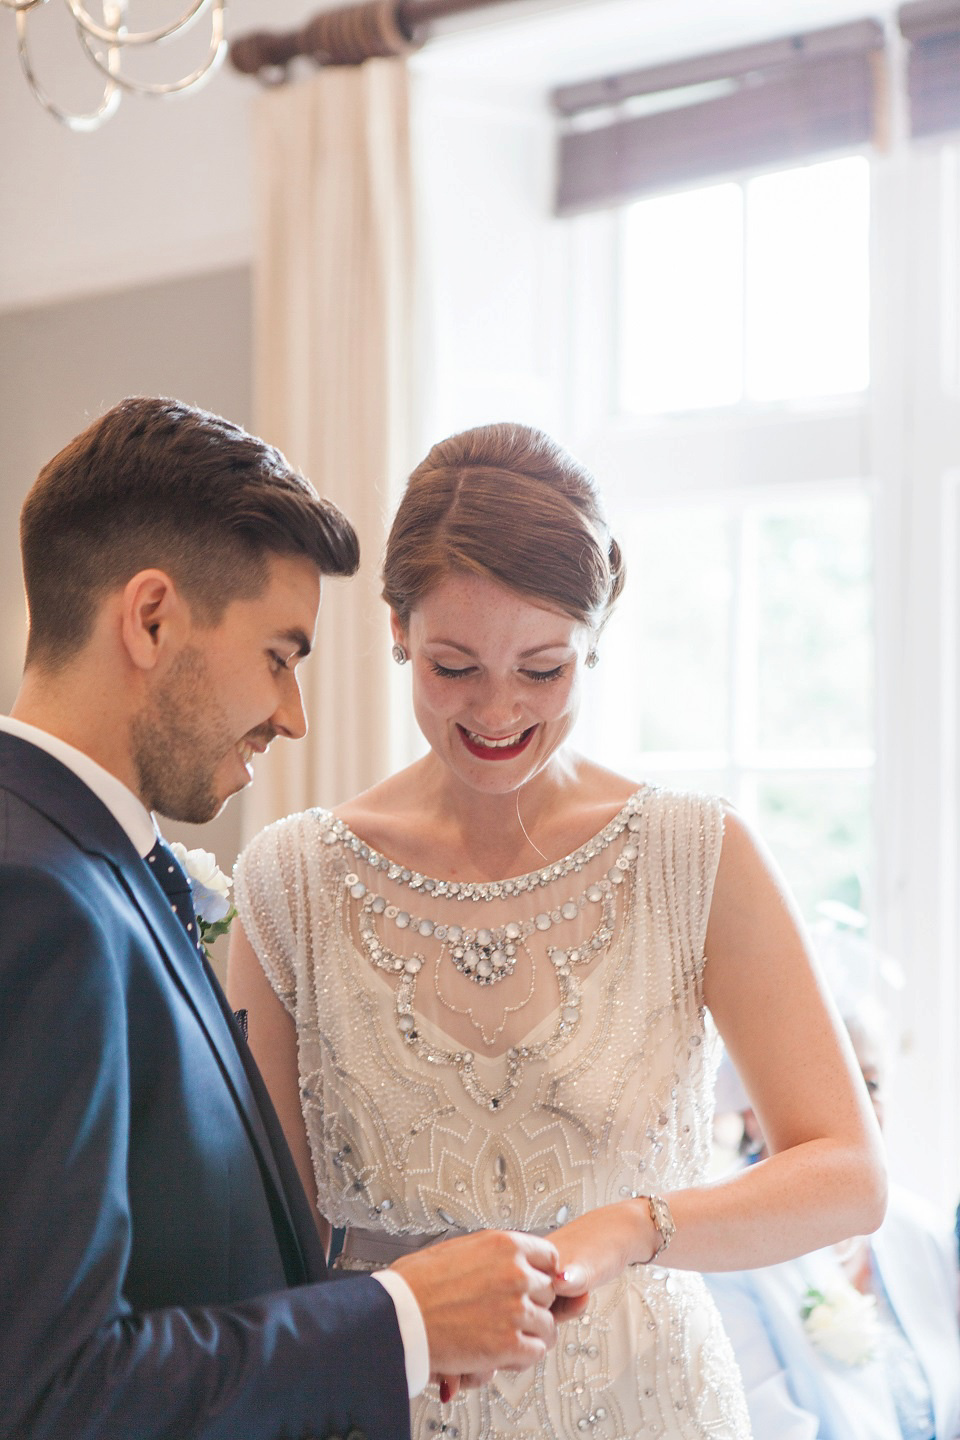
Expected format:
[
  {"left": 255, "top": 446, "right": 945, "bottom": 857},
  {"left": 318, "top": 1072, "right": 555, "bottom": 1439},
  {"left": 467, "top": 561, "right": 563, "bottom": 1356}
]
[
  {"left": 331, "top": 766, "right": 429, "bottom": 857},
  {"left": 588, "top": 763, "right": 726, "bottom": 833},
  {"left": 238, "top": 804, "right": 333, "bottom": 864},
  {"left": 573, "top": 757, "right": 639, "bottom": 805}
]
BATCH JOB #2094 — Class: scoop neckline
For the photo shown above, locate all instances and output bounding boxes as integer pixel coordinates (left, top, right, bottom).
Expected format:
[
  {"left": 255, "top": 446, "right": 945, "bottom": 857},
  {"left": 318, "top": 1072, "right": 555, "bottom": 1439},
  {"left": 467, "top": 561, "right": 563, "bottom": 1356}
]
[{"left": 316, "top": 785, "right": 651, "bottom": 892}]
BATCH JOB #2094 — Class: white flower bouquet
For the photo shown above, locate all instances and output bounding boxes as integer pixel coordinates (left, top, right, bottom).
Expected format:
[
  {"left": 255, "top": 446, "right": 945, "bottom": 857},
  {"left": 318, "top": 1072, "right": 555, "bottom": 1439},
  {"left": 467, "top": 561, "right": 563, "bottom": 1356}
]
[
  {"left": 169, "top": 842, "right": 236, "bottom": 955},
  {"left": 800, "top": 1281, "right": 880, "bottom": 1367}
]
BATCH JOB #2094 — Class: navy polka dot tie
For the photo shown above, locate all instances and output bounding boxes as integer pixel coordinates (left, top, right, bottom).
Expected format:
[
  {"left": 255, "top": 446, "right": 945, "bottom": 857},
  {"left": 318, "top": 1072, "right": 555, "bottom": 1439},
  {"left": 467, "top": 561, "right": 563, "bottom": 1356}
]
[{"left": 145, "top": 836, "right": 203, "bottom": 954}]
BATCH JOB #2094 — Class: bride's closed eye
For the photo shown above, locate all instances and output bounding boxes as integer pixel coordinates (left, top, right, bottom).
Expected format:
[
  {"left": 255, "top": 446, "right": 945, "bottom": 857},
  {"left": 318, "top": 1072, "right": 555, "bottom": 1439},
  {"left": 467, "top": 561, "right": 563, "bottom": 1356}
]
[
  {"left": 523, "top": 665, "right": 566, "bottom": 684},
  {"left": 429, "top": 660, "right": 475, "bottom": 679},
  {"left": 428, "top": 660, "right": 568, "bottom": 683}
]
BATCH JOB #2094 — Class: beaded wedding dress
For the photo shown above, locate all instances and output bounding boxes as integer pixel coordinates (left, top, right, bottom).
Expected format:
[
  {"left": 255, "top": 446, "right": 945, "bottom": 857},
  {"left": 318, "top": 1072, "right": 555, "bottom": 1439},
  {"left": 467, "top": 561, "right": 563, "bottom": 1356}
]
[{"left": 235, "top": 786, "right": 751, "bottom": 1439}]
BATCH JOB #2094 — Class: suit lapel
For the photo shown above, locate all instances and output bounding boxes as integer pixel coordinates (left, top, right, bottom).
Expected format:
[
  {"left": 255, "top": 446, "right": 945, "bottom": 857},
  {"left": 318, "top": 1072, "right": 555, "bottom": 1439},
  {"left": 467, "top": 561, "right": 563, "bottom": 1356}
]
[
  {"left": 121, "top": 857, "right": 326, "bottom": 1280},
  {"left": 116, "top": 856, "right": 317, "bottom": 1271},
  {"left": 0, "top": 735, "right": 325, "bottom": 1284},
  {"left": 773, "top": 1252, "right": 901, "bottom": 1438}
]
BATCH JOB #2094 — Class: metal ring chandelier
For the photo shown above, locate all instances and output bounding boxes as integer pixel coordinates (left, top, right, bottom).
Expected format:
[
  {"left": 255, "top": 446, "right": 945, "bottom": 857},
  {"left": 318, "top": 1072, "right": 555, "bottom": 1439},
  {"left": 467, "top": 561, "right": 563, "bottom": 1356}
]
[{"left": 3, "top": 1, "right": 227, "bottom": 132}]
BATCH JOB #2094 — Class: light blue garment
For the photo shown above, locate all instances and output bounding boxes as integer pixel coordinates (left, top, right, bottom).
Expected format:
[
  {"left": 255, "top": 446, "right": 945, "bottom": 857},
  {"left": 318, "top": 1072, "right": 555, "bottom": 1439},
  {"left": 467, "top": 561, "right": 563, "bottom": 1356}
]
[
  {"left": 869, "top": 1256, "right": 935, "bottom": 1439},
  {"left": 705, "top": 1186, "right": 960, "bottom": 1439}
]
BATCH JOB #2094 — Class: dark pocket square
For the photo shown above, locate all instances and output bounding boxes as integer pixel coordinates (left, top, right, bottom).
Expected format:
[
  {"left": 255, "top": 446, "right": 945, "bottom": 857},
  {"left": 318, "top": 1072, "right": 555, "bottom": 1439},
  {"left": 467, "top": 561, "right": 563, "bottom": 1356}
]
[{"left": 233, "top": 1008, "right": 249, "bottom": 1042}]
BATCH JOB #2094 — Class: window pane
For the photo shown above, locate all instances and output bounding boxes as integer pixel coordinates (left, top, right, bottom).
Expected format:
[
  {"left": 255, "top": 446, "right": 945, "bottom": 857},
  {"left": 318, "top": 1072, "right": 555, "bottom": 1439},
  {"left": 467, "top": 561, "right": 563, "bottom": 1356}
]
[
  {"left": 581, "top": 505, "right": 732, "bottom": 756},
  {"left": 756, "top": 493, "right": 874, "bottom": 750},
  {"left": 745, "top": 156, "right": 870, "bottom": 401},
  {"left": 628, "top": 505, "right": 730, "bottom": 749},
  {"left": 619, "top": 184, "right": 743, "bottom": 414},
  {"left": 756, "top": 773, "right": 872, "bottom": 923}
]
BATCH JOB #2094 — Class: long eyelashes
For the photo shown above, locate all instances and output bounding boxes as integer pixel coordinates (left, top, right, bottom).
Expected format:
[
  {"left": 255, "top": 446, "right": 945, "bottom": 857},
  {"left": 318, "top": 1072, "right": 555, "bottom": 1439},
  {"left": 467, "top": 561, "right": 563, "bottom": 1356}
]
[
  {"left": 525, "top": 666, "right": 566, "bottom": 684},
  {"left": 427, "top": 660, "right": 566, "bottom": 684},
  {"left": 428, "top": 661, "right": 473, "bottom": 679}
]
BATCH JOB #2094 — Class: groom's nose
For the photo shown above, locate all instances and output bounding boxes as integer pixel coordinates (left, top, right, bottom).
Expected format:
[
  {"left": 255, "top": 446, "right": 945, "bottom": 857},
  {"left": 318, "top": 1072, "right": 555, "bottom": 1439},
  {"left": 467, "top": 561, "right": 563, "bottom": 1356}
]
[{"left": 272, "top": 669, "right": 308, "bottom": 740}]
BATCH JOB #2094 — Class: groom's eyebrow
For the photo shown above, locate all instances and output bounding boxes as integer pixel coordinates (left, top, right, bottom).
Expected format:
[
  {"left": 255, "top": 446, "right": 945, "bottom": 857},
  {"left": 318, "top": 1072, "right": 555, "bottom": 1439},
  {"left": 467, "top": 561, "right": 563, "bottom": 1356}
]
[{"left": 277, "top": 628, "right": 312, "bottom": 659}]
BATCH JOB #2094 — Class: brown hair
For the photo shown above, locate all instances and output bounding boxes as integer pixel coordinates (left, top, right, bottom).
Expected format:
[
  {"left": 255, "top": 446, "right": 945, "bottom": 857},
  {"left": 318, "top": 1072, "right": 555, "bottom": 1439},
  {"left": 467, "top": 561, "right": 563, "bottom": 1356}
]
[
  {"left": 20, "top": 395, "right": 359, "bottom": 669},
  {"left": 382, "top": 422, "right": 624, "bottom": 631}
]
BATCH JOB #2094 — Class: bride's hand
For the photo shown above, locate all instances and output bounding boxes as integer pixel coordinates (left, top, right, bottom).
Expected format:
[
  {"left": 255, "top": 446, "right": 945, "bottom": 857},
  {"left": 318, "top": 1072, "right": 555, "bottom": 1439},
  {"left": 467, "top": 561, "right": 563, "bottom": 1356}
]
[
  {"left": 551, "top": 1201, "right": 657, "bottom": 1298},
  {"left": 432, "top": 1372, "right": 494, "bottom": 1402}
]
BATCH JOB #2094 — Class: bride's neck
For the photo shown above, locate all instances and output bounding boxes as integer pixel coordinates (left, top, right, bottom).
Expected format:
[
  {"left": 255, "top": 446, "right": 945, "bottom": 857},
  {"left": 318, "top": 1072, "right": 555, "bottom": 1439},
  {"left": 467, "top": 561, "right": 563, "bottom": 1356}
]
[{"left": 420, "top": 761, "right": 572, "bottom": 879}]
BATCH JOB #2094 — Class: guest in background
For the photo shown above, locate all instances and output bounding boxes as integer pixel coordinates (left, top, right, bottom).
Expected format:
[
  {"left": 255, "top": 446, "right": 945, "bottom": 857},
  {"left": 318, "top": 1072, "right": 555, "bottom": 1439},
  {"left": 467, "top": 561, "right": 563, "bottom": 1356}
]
[{"left": 706, "top": 993, "right": 960, "bottom": 1439}]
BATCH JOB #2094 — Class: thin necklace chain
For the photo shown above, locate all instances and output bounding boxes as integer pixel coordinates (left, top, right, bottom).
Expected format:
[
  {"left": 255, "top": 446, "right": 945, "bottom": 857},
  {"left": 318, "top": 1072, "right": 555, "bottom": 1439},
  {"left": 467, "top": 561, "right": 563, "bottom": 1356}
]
[{"left": 516, "top": 788, "right": 549, "bottom": 864}]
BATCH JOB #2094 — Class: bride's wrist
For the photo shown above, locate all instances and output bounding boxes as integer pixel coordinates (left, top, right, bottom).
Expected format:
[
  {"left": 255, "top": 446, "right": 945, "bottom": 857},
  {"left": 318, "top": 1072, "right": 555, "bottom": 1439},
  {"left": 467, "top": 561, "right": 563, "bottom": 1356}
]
[
  {"left": 625, "top": 1194, "right": 676, "bottom": 1265},
  {"left": 619, "top": 1197, "right": 658, "bottom": 1266}
]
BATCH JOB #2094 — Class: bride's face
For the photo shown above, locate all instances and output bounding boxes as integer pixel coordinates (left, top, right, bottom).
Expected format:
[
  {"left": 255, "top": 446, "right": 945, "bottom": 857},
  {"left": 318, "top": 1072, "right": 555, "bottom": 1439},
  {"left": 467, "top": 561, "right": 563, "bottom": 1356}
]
[{"left": 395, "top": 570, "right": 590, "bottom": 796}]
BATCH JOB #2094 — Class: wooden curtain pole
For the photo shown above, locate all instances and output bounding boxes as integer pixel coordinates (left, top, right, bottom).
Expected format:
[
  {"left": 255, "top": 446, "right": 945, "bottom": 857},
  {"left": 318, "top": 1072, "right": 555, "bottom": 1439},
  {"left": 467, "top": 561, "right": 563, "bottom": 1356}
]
[{"left": 229, "top": 0, "right": 513, "bottom": 78}]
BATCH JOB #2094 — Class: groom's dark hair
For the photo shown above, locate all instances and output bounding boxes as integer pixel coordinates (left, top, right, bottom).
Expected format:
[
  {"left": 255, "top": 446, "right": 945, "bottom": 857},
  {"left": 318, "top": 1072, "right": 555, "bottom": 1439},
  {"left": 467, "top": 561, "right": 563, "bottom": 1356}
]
[{"left": 20, "top": 396, "right": 359, "bottom": 670}]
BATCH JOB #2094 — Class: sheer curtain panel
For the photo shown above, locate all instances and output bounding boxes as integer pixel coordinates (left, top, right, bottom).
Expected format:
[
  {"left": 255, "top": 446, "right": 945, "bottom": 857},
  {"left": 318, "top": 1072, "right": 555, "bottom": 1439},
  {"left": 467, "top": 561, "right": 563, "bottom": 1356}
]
[{"left": 243, "top": 59, "right": 416, "bottom": 841}]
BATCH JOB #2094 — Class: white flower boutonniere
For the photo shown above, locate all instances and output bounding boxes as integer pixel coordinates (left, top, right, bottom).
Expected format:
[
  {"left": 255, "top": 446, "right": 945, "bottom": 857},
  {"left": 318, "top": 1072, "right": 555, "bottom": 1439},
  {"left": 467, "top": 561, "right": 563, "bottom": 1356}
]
[
  {"left": 800, "top": 1282, "right": 880, "bottom": 1367},
  {"left": 169, "top": 842, "right": 237, "bottom": 955}
]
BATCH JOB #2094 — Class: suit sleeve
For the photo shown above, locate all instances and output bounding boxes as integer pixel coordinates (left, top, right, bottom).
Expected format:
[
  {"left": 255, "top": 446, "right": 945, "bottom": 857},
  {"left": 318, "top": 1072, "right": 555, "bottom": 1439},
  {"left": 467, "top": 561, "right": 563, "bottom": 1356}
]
[
  {"left": 0, "top": 861, "right": 410, "bottom": 1440},
  {"left": 705, "top": 1272, "right": 821, "bottom": 1439}
]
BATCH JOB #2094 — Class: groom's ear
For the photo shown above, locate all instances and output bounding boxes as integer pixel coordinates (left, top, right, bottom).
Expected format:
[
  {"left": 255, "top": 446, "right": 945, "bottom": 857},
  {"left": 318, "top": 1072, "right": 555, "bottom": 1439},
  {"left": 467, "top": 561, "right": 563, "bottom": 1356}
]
[{"left": 119, "top": 569, "right": 189, "bottom": 671}]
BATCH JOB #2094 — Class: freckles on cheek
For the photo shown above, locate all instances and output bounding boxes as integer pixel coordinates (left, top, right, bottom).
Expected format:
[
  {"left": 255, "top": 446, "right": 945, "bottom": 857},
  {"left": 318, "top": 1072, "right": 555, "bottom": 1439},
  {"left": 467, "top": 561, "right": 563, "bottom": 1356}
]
[{"left": 420, "top": 675, "right": 463, "bottom": 712}]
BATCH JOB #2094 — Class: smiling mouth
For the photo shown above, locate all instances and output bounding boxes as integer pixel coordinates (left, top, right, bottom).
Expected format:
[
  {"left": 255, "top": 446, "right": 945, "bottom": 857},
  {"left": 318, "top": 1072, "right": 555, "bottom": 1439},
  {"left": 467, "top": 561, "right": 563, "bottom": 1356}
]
[
  {"left": 458, "top": 724, "right": 535, "bottom": 760},
  {"left": 237, "top": 737, "right": 269, "bottom": 773}
]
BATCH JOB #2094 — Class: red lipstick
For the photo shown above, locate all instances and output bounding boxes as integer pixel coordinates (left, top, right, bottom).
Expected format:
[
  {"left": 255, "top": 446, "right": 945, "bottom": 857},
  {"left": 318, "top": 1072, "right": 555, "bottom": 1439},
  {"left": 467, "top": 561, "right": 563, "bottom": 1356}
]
[{"left": 458, "top": 724, "right": 535, "bottom": 761}]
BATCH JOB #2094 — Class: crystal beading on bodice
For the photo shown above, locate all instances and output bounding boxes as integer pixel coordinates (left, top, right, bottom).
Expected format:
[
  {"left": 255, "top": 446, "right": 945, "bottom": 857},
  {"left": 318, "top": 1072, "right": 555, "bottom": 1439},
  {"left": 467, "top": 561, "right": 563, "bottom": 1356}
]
[
  {"left": 326, "top": 795, "right": 643, "bottom": 1109},
  {"left": 235, "top": 786, "right": 753, "bottom": 1440}
]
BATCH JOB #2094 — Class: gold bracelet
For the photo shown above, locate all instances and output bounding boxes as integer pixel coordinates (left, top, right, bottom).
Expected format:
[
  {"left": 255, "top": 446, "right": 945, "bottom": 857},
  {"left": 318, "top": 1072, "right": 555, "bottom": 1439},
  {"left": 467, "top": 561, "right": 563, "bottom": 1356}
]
[{"left": 641, "top": 1194, "right": 676, "bottom": 1263}]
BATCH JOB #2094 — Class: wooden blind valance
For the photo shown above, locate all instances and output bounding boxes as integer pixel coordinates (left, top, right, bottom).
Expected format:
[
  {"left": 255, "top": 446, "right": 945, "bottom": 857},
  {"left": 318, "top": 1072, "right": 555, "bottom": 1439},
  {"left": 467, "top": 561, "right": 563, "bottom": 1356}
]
[
  {"left": 553, "top": 20, "right": 886, "bottom": 217},
  {"left": 899, "top": 0, "right": 960, "bottom": 137}
]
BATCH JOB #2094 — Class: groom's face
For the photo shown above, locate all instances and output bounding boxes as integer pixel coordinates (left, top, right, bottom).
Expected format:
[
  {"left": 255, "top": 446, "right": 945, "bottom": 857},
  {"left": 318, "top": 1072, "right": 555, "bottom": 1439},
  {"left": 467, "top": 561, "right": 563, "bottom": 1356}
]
[{"left": 131, "top": 553, "right": 321, "bottom": 822}]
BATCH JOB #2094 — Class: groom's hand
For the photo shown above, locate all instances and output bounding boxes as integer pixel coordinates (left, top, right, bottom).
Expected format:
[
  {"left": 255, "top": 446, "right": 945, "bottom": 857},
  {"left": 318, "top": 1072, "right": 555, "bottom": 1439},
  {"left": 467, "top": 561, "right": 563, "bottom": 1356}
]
[{"left": 392, "top": 1230, "right": 559, "bottom": 1378}]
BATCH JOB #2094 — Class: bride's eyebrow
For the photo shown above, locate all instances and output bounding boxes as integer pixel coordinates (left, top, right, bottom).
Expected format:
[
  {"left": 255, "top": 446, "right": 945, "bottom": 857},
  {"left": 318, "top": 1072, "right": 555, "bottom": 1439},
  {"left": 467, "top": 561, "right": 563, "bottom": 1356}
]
[
  {"left": 517, "top": 644, "right": 575, "bottom": 659},
  {"left": 426, "top": 640, "right": 573, "bottom": 658},
  {"left": 426, "top": 638, "right": 476, "bottom": 655}
]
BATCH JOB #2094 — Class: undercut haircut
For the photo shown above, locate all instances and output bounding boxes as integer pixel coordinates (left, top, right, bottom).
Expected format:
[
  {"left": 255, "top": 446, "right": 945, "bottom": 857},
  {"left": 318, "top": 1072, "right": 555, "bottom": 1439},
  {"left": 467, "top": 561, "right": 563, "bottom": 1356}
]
[{"left": 20, "top": 396, "right": 359, "bottom": 670}]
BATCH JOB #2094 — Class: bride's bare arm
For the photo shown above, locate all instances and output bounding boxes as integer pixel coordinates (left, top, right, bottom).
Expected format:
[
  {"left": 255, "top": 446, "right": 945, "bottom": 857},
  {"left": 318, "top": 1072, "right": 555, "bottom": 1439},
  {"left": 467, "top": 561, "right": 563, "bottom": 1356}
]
[
  {"left": 553, "top": 806, "right": 887, "bottom": 1293},
  {"left": 227, "top": 921, "right": 332, "bottom": 1256}
]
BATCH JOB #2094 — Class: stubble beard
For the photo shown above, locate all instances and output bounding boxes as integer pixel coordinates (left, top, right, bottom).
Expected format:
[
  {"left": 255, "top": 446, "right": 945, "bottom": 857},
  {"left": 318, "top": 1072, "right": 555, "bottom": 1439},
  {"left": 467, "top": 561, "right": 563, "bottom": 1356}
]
[{"left": 131, "top": 645, "right": 234, "bottom": 824}]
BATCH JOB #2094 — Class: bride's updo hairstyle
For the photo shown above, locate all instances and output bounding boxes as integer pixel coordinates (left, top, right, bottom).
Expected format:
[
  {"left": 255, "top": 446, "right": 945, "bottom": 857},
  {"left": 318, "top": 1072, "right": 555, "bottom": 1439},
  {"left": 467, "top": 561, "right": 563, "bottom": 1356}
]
[{"left": 382, "top": 422, "right": 625, "bottom": 633}]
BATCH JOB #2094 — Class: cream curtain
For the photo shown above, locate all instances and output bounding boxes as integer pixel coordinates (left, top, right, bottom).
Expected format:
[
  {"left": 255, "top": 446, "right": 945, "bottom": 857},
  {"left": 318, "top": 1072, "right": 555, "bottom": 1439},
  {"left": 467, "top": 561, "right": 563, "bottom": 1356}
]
[{"left": 242, "top": 59, "right": 416, "bottom": 843}]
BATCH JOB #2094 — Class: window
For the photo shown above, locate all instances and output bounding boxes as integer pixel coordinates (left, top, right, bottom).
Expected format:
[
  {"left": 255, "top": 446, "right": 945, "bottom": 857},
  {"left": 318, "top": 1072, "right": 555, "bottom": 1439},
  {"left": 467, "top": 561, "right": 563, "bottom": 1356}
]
[
  {"left": 579, "top": 488, "right": 874, "bottom": 924},
  {"left": 571, "top": 155, "right": 875, "bottom": 929},
  {"left": 564, "top": 122, "right": 960, "bottom": 1205},
  {"left": 618, "top": 156, "right": 871, "bottom": 415}
]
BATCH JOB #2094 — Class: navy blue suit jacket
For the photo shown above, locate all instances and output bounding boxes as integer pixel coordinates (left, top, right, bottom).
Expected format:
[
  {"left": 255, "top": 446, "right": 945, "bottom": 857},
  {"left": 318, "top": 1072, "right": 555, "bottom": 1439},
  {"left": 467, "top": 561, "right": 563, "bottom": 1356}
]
[{"left": 0, "top": 733, "right": 410, "bottom": 1440}]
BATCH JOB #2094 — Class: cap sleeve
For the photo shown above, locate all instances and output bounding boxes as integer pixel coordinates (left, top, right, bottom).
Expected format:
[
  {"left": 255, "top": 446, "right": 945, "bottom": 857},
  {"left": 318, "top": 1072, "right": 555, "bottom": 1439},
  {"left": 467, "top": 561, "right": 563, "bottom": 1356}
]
[
  {"left": 233, "top": 811, "right": 330, "bottom": 1016},
  {"left": 638, "top": 788, "right": 725, "bottom": 999}
]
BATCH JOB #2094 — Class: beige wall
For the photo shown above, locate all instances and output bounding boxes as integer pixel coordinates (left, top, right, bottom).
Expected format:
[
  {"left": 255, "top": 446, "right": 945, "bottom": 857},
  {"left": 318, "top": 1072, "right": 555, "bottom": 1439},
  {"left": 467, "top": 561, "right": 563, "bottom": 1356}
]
[{"left": 0, "top": 267, "right": 253, "bottom": 895}]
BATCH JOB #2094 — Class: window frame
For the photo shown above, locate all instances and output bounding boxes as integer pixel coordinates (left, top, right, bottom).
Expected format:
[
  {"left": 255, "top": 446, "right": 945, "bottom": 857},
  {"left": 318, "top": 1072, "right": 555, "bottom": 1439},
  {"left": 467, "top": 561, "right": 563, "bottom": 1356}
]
[{"left": 562, "top": 138, "right": 960, "bottom": 1210}]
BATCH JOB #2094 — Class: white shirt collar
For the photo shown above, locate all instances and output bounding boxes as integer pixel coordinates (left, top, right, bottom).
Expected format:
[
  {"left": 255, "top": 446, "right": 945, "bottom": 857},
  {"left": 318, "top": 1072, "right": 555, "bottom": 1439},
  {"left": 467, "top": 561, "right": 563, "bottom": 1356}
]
[{"left": 0, "top": 714, "right": 157, "bottom": 858}]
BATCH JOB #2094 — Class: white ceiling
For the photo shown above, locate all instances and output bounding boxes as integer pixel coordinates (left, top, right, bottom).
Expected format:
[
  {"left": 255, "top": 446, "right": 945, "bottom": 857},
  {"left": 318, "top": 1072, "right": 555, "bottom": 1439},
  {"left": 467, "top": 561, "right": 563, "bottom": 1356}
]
[{"left": 0, "top": 0, "right": 899, "bottom": 313}]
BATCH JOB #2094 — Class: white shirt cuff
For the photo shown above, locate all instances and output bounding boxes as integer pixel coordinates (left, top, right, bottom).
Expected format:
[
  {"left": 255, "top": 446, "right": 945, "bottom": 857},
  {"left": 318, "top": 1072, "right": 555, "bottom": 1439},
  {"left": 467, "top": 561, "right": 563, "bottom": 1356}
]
[{"left": 371, "top": 1269, "right": 431, "bottom": 1397}]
